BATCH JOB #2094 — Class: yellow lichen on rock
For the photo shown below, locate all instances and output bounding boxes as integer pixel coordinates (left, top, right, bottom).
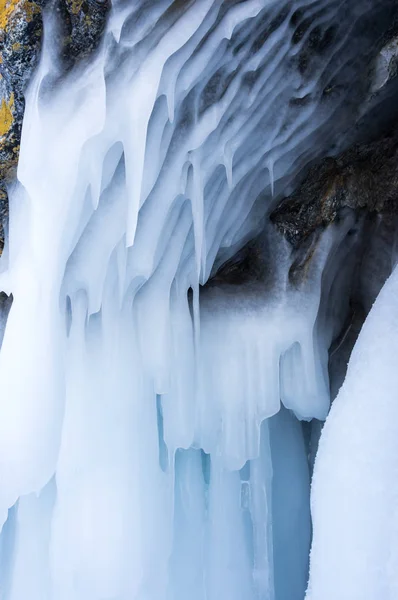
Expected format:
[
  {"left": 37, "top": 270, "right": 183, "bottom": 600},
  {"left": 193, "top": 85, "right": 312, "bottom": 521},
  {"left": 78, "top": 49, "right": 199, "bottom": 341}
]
[
  {"left": 0, "top": 0, "right": 39, "bottom": 30},
  {"left": 22, "top": 0, "right": 40, "bottom": 23},
  {"left": 0, "top": 0, "right": 20, "bottom": 30},
  {"left": 0, "top": 93, "right": 14, "bottom": 137},
  {"left": 68, "top": 0, "right": 84, "bottom": 16}
]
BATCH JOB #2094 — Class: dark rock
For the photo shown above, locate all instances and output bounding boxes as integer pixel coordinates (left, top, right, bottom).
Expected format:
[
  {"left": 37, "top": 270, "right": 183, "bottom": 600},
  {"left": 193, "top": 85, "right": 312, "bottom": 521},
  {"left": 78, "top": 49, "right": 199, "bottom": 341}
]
[
  {"left": 270, "top": 131, "right": 398, "bottom": 248},
  {"left": 0, "top": 0, "right": 43, "bottom": 182},
  {"left": 61, "top": 0, "right": 110, "bottom": 66},
  {"left": 0, "top": 0, "right": 45, "bottom": 250},
  {"left": 0, "top": 187, "right": 8, "bottom": 252}
]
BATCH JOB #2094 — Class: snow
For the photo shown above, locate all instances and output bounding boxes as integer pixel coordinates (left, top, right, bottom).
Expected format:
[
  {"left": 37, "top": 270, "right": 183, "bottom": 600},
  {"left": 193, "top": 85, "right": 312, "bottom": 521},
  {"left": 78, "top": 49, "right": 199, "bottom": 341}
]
[{"left": 307, "top": 264, "right": 398, "bottom": 600}]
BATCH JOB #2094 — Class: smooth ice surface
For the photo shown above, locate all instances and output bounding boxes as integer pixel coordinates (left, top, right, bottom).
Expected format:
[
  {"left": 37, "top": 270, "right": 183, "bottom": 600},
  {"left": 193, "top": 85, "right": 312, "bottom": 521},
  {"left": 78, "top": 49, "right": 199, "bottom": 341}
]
[
  {"left": 307, "top": 264, "right": 398, "bottom": 600},
  {"left": 0, "top": 0, "right": 383, "bottom": 598}
]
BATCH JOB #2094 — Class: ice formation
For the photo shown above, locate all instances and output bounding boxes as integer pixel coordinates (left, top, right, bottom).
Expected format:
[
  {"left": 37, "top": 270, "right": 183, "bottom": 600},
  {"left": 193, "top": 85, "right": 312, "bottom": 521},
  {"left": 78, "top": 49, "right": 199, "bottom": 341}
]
[
  {"left": 0, "top": 0, "right": 393, "bottom": 598},
  {"left": 307, "top": 264, "right": 398, "bottom": 600}
]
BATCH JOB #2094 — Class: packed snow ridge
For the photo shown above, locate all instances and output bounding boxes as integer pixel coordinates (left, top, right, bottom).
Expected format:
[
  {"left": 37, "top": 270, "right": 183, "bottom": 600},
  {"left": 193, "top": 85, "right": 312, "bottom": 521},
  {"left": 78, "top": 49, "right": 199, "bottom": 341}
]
[{"left": 0, "top": 0, "right": 396, "bottom": 599}]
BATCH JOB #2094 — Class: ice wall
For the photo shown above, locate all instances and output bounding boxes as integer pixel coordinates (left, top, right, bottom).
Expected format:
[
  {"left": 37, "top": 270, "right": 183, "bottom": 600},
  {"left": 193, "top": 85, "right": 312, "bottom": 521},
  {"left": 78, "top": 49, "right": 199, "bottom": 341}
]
[{"left": 0, "top": 0, "right": 390, "bottom": 598}]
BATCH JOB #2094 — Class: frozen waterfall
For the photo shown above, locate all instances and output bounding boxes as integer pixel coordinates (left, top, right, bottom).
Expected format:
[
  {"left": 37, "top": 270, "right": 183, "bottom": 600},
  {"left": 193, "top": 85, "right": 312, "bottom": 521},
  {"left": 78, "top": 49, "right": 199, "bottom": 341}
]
[{"left": 0, "top": 0, "right": 396, "bottom": 599}]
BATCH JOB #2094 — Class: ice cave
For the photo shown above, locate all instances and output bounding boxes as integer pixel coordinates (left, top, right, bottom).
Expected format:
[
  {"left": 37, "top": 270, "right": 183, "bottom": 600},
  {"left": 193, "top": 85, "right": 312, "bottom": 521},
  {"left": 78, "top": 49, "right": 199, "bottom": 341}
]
[{"left": 0, "top": 0, "right": 397, "bottom": 598}]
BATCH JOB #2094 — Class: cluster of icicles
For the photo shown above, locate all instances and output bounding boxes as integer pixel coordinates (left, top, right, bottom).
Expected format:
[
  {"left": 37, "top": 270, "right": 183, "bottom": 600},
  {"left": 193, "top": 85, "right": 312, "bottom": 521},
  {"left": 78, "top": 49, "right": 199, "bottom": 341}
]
[{"left": 0, "top": 0, "right": 393, "bottom": 599}]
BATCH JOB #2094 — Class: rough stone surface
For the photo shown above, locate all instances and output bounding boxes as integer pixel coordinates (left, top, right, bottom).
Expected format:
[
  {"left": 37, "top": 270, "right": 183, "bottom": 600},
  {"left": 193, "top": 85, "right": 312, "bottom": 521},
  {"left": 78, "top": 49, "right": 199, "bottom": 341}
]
[
  {"left": 0, "top": 0, "right": 43, "bottom": 178},
  {"left": 270, "top": 131, "right": 398, "bottom": 248},
  {"left": 0, "top": 0, "right": 44, "bottom": 247},
  {"left": 60, "top": 0, "right": 110, "bottom": 66}
]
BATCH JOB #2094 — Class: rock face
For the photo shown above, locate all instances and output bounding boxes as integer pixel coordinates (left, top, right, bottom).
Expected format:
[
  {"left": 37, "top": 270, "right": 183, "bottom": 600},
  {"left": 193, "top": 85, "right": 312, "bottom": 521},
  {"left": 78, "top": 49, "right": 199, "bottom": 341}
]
[
  {"left": 0, "top": 1, "right": 43, "bottom": 175},
  {"left": 0, "top": 0, "right": 109, "bottom": 251},
  {"left": 269, "top": 119, "right": 398, "bottom": 370},
  {"left": 270, "top": 9, "right": 398, "bottom": 253},
  {"left": 270, "top": 131, "right": 398, "bottom": 248},
  {"left": 59, "top": 0, "right": 110, "bottom": 66},
  {"left": 0, "top": 0, "right": 44, "bottom": 249}
]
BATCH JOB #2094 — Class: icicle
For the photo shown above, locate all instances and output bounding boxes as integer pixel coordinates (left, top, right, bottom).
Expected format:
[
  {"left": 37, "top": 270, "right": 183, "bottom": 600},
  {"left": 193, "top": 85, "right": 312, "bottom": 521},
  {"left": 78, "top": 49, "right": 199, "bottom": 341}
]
[
  {"left": 166, "top": 78, "right": 176, "bottom": 125},
  {"left": 189, "top": 151, "right": 205, "bottom": 280},
  {"left": 224, "top": 144, "right": 234, "bottom": 191},
  {"left": 267, "top": 157, "right": 275, "bottom": 198}
]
